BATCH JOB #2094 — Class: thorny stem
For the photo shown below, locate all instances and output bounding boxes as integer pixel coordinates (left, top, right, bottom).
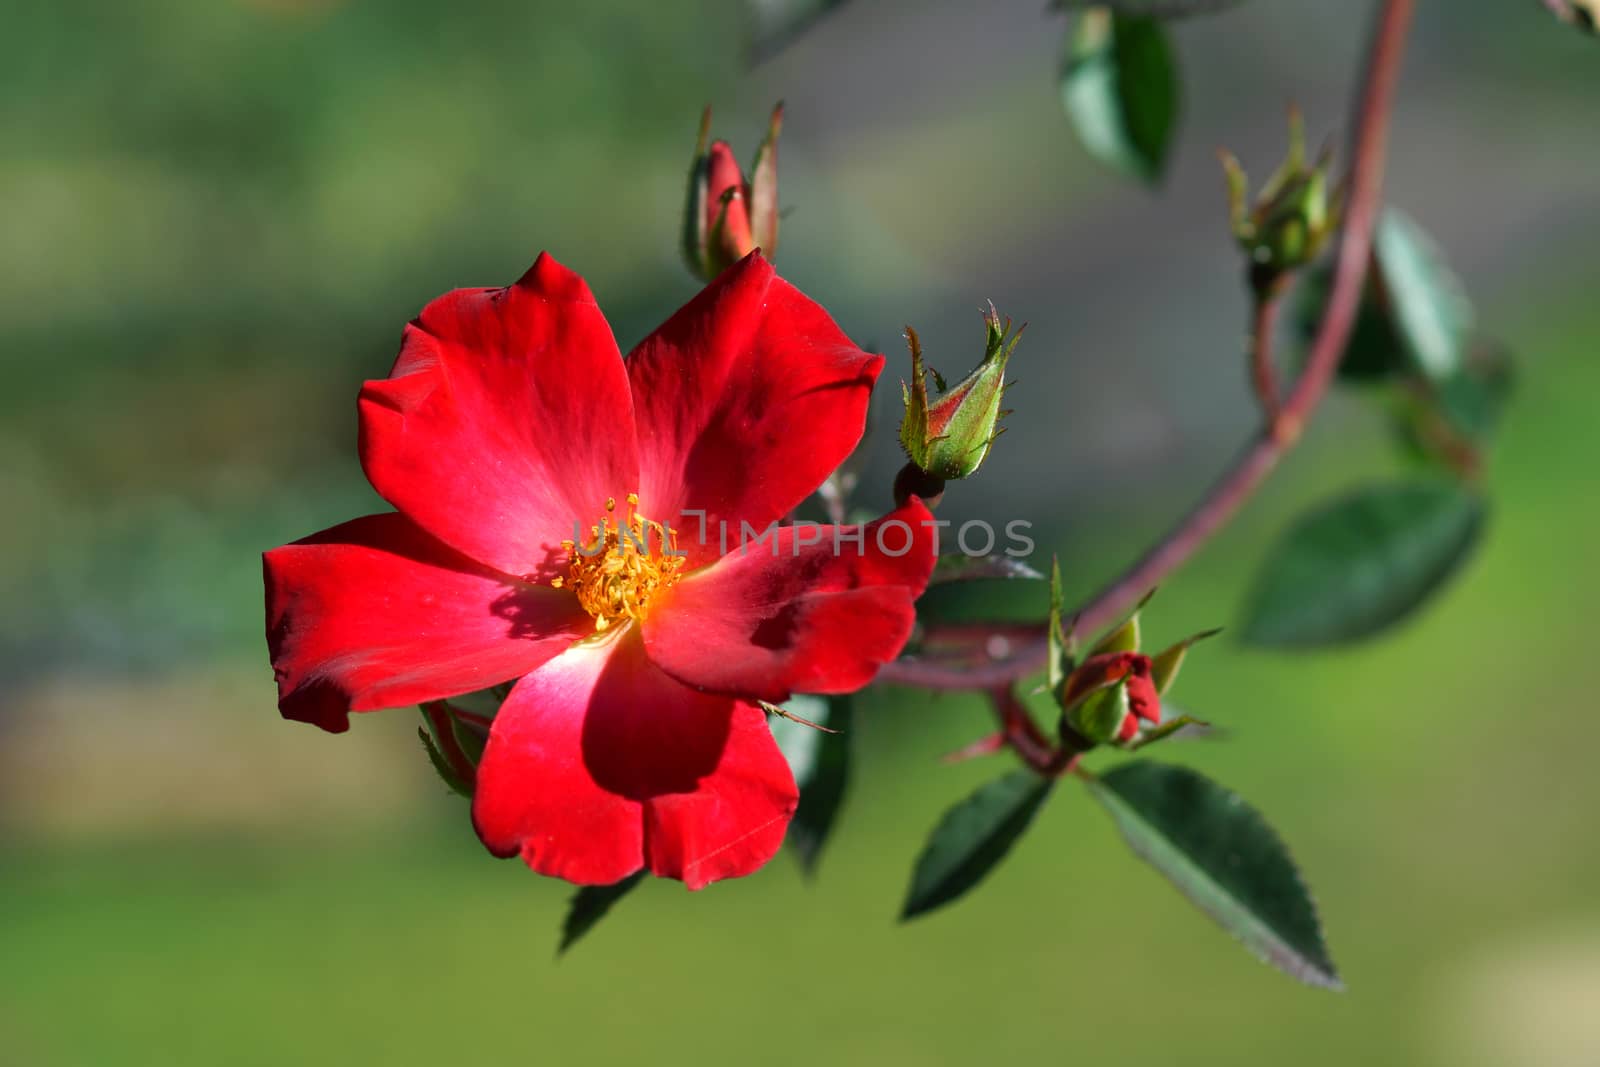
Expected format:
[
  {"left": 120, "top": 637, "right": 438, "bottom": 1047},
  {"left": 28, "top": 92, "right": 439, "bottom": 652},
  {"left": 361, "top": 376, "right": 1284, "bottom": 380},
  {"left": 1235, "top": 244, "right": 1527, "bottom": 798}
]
[{"left": 877, "top": 0, "right": 1416, "bottom": 728}]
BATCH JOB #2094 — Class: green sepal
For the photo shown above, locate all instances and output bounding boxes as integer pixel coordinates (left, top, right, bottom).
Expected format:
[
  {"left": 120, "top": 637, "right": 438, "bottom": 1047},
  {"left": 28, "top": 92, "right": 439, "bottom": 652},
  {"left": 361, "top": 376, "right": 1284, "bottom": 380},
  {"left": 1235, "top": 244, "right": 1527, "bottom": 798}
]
[
  {"left": 1063, "top": 676, "right": 1130, "bottom": 746},
  {"left": 1047, "top": 555, "right": 1075, "bottom": 691},
  {"left": 899, "top": 307, "right": 1022, "bottom": 480},
  {"left": 703, "top": 185, "right": 744, "bottom": 277},
  {"left": 1088, "top": 611, "right": 1141, "bottom": 657},
  {"left": 1125, "top": 713, "right": 1209, "bottom": 751},
  {"left": 1088, "top": 587, "right": 1157, "bottom": 658},
  {"left": 747, "top": 102, "right": 783, "bottom": 255},
  {"left": 417, "top": 715, "right": 471, "bottom": 798},
  {"left": 1148, "top": 627, "right": 1222, "bottom": 695},
  {"left": 679, "top": 106, "right": 713, "bottom": 279}
]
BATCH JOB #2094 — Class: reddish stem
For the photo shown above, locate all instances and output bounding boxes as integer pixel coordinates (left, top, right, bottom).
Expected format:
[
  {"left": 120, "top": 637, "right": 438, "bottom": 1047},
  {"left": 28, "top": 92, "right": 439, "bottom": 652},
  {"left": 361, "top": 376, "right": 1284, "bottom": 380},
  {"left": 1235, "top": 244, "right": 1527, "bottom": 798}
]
[
  {"left": 1250, "top": 279, "right": 1289, "bottom": 427},
  {"left": 880, "top": 0, "right": 1415, "bottom": 694},
  {"left": 987, "top": 686, "right": 1066, "bottom": 775}
]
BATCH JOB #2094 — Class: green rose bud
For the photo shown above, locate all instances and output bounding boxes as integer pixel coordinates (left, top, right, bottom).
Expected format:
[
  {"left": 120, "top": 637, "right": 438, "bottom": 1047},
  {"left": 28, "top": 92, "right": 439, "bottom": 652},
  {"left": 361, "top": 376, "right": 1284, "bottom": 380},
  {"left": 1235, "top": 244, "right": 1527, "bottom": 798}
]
[
  {"left": 1219, "top": 107, "right": 1343, "bottom": 290},
  {"left": 898, "top": 305, "right": 1022, "bottom": 480}
]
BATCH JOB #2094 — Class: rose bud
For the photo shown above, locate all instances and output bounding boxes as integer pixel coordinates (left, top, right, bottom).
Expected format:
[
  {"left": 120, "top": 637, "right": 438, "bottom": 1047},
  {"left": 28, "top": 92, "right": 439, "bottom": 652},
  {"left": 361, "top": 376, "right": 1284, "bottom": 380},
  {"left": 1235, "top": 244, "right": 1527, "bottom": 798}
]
[
  {"left": 1219, "top": 106, "right": 1343, "bottom": 292},
  {"left": 1057, "top": 651, "right": 1162, "bottom": 746},
  {"left": 898, "top": 304, "right": 1022, "bottom": 481},
  {"left": 682, "top": 103, "right": 783, "bottom": 280}
]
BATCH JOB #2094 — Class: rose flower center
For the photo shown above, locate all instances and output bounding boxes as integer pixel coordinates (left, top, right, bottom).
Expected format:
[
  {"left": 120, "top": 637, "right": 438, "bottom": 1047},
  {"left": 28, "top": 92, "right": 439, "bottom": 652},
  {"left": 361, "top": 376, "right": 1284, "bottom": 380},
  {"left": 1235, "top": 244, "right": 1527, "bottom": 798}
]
[{"left": 552, "top": 493, "right": 686, "bottom": 632}]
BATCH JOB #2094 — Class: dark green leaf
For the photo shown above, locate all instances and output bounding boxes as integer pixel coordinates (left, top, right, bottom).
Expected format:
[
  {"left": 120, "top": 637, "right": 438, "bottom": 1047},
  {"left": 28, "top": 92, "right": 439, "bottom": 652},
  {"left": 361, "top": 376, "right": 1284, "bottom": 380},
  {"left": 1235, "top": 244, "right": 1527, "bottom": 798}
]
[
  {"left": 901, "top": 770, "right": 1052, "bottom": 920},
  {"left": 770, "top": 695, "right": 854, "bottom": 876},
  {"left": 1242, "top": 482, "right": 1486, "bottom": 647},
  {"left": 1086, "top": 761, "right": 1340, "bottom": 989},
  {"left": 558, "top": 871, "right": 646, "bottom": 956},
  {"left": 1060, "top": 10, "right": 1180, "bottom": 184},
  {"left": 929, "top": 554, "right": 1045, "bottom": 586}
]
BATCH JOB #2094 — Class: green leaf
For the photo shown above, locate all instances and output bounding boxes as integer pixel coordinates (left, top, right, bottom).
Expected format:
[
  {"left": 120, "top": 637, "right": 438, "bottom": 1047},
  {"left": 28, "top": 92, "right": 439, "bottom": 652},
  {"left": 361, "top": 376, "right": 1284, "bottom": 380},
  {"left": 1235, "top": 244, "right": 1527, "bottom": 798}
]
[
  {"left": 1374, "top": 210, "right": 1474, "bottom": 383},
  {"left": 558, "top": 871, "right": 646, "bottom": 957},
  {"left": 902, "top": 770, "right": 1053, "bottom": 920},
  {"left": 929, "top": 554, "right": 1045, "bottom": 586},
  {"left": 1297, "top": 209, "right": 1473, "bottom": 385},
  {"left": 1085, "top": 761, "right": 1340, "bottom": 989},
  {"left": 1060, "top": 10, "right": 1180, "bottom": 184},
  {"left": 770, "top": 695, "right": 855, "bottom": 876},
  {"left": 1242, "top": 482, "right": 1486, "bottom": 647}
]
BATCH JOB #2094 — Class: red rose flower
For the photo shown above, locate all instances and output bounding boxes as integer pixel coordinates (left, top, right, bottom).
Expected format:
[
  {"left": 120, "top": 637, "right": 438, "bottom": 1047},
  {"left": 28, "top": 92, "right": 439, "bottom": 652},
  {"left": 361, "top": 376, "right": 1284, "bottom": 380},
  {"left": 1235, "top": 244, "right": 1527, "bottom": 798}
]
[
  {"left": 264, "top": 252, "right": 936, "bottom": 889},
  {"left": 1059, "top": 652, "right": 1162, "bottom": 742}
]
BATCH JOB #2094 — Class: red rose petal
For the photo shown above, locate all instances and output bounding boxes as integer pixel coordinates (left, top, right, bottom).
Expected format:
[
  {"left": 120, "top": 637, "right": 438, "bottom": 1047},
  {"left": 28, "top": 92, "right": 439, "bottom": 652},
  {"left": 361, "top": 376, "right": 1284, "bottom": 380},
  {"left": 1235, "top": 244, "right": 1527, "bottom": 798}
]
[
  {"left": 359, "top": 253, "right": 639, "bottom": 579},
  {"left": 264, "top": 513, "right": 589, "bottom": 733},
  {"left": 471, "top": 629, "right": 797, "bottom": 889},
  {"left": 626, "top": 253, "right": 882, "bottom": 569},
  {"left": 1126, "top": 671, "right": 1162, "bottom": 724},
  {"left": 641, "top": 498, "right": 937, "bottom": 703}
]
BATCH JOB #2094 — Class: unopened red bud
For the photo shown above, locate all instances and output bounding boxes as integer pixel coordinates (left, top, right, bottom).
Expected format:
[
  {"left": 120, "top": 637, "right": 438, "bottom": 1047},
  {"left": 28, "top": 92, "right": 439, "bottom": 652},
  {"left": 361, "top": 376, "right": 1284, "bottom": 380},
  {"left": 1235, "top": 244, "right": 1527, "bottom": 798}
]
[
  {"left": 705, "top": 141, "right": 755, "bottom": 270},
  {"left": 1057, "top": 651, "right": 1161, "bottom": 746},
  {"left": 681, "top": 104, "right": 784, "bottom": 282}
]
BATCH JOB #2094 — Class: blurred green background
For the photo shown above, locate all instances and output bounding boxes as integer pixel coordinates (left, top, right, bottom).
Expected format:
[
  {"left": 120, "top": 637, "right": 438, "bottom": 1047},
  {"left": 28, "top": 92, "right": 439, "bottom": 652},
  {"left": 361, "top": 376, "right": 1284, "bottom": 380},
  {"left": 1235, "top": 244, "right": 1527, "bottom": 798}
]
[{"left": 4, "top": 1, "right": 1599, "bottom": 1064}]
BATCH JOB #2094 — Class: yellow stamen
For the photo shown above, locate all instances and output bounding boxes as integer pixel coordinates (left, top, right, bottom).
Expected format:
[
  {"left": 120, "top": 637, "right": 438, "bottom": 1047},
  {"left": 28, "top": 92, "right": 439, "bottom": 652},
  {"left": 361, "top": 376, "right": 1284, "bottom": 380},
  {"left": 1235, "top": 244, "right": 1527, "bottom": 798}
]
[{"left": 558, "top": 493, "right": 686, "bottom": 631}]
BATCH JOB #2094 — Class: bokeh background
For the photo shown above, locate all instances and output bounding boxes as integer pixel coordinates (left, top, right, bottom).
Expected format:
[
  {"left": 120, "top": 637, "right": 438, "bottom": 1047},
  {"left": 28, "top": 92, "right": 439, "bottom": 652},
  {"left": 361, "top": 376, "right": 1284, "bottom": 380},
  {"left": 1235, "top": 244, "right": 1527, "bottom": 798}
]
[{"left": 4, "top": 1, "right": 1599, "bottom": 1064}]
